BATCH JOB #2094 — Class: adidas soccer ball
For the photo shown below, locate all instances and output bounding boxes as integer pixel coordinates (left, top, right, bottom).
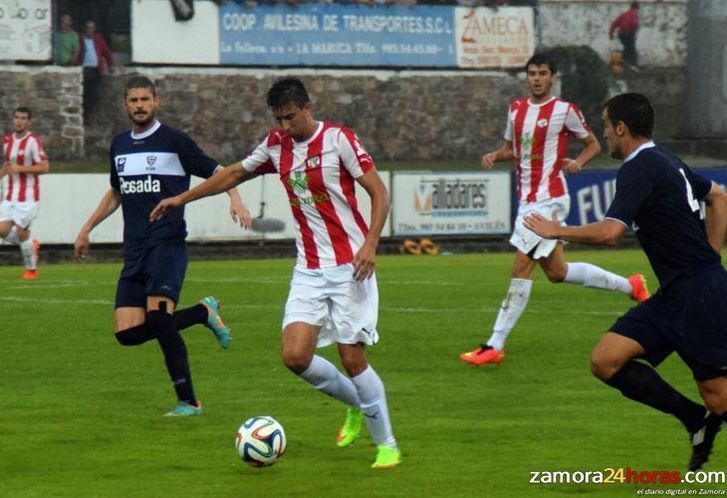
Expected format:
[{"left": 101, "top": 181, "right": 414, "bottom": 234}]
[{"left": 235, "top": 416, "right": 287, "bottom": 467}]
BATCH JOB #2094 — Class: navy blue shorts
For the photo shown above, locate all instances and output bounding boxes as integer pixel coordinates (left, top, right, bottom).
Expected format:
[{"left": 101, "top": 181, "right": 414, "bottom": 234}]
[
  {"left": 610, "top": 264, "right": 727, "bottom": 381},
  {"left": 115, "top": 243, "right": 187, "bottom": 309}
]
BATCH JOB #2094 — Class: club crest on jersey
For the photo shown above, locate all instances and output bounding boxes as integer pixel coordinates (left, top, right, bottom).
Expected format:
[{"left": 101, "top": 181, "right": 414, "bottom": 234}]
[
  {"left": 537, "top": 119, "right": 549, "bottom": 128},
  {"left": 146, "top": 155, "right": 157, "bottom": 170},
  {"left": 116, "top": 157, "right": 126, "bottom": 172},
  {"left": 305, "top": 156, "right": 321, "bottom": 169}
]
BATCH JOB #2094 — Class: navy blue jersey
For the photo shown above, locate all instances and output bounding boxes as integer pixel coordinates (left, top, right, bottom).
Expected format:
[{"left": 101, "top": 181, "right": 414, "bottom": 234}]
[
  {"left": 605, "top": 144, "right": 720, "bottom": 286},
  {"left": 109, "top": 121, "right": 218, "bottom": 258}
]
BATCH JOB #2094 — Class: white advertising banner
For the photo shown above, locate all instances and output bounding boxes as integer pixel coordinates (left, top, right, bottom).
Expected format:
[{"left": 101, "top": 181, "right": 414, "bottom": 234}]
[
  {"left": 391, "top": 171, "right": 511, "bottom": 236},
  {"left": 454, "top": 6, "right": 534, "bottom": 69},
  {"left": 0, "top": 0, "right": 52, "bottom": 61}
]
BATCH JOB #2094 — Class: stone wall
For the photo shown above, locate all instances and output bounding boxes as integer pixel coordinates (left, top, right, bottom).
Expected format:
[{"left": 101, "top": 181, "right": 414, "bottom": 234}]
[
  {"left": 0, "top": 66, "right": 83, "bottom": 159},
  {"left": 2, "top": 65, "right": 690, "bottom": 163}
]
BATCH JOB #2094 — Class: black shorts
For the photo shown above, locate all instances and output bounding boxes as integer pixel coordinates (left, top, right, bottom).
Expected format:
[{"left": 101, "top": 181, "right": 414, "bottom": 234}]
[
  {"left": 610, "top": 264, "right": 727, "bottom": 381},
  {"left": 115, "top": 243, "right": 187, "bottom": 309}
]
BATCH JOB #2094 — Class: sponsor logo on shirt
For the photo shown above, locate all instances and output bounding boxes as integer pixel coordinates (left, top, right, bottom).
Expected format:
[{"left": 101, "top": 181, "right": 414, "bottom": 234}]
[
  {"left": 287, "top": 170, "right": 330, "bottom": 207},
  {"left": 116, "top": 157, "right": 126, "bottom": 172},
  {"left": 288, "top": 170, "right": 310, "bottom": 195},
  {"left": 119, "top": 175, "right": 161, "bottom": 194}
]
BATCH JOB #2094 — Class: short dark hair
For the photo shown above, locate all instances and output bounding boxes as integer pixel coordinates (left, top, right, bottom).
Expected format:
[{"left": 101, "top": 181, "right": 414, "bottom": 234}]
[
  {"left": 525, "top": 52, "right": 557, "bottom": 74},
  {"left": 604, "top": 93, "right": 654, "bottom": 139},
  {"left": 125, "top": 75, "right": 156, "bottom": 97},
  {"left": 631, "top": 2, "right": 639, "bottom": 9},
  {"left": 267, "top": 77, "right": 310, "bottom": 110},
  {"left": 14, "top": 106, "right": 31, "bottom": 119}
]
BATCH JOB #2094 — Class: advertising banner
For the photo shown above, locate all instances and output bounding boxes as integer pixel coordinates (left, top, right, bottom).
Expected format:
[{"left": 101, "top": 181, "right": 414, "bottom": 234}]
[
  {"left": 219, "top": 3, "right": 456, "bottom": 67},
  {"left": 455, "top": 6, "right": 534, "bottom": 69},
  {"left": 392, "top": 171, "right": 511, "bottom": 236},
  {"left": 563, "top": 168, "right": 727, "bottom": 226},
  {"left": 0, "top": 0, "right": 51, "bottom": 61}
]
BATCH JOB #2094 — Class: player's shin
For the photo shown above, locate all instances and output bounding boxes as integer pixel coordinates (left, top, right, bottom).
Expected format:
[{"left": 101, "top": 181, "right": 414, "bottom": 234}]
[
  {"left": 488, "top": 278, "right": 532, "bottom": 350},
  {"left": 565, "top": 262, "right": 631, "bottom": 293},
  {"left": 300, "top": 355, "right": 361, "bottom": 407},
  {"left": 604, "top": 361, "right": 706, "bottom": 432},
  {"left": 20, "top": 238, "right": 36, "bottom": 269},
  {"left": 148, "top": 305, "right": 196, "bottom": 405},
  {"left": 351, "top": 365, "right": 396, "bottom": 448}
]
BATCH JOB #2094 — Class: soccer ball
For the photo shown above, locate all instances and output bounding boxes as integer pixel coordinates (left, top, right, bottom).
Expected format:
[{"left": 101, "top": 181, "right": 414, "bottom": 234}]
[{"left": 235, "top": 416, "right": 287, "bottom": 467}]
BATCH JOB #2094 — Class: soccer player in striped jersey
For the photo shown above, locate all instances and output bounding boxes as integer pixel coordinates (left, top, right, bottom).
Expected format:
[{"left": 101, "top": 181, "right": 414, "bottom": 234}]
[
  {"left": 525, "top": 93, "right": 727, "bottom": 471},
  {"left": 460, "top": 52, "right": 650, "bottom": 366},
  {"left": 74, "top": 76, "right": 251, "bottom": 416},
  {"left": 150, "top": 77, "right": 401, "bottom": 468},
  {"left": 0, "top": 107, "right": 48, "bottom": 280}
]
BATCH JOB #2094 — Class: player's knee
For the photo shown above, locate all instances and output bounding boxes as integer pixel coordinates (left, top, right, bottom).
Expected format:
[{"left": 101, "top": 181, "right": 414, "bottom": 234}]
[
  {"left": 543, "top": 266, "right": 567, "bottom": 283},
  {"left": 590, "top": 350, "right": 618, "bottom": 381},
  {"left": 282, "top": 349, "right": 312, "bottom": 375},
  {"left": 699, "top": 384, "right": 727, "bottom": 415}
]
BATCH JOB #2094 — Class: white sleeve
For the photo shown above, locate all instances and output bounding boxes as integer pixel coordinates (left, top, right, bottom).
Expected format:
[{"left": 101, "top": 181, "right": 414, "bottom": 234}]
[
  {"left": 241, "top": 138, "right": 272, "bottom": 173},
  {"left": 564, "top": 105, "right": 590, "bottom": 140},
  {"left": 337, "top": 129, "right": 374, "bottom": 178},
  {"left": 503, "top": 106, "right": 513, "bottom": 141}
]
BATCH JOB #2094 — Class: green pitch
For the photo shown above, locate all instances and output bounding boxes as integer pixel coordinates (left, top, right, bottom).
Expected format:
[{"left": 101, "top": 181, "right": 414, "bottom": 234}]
[{"left": 1, "top": 251, "right": 723, "bottom": 497}]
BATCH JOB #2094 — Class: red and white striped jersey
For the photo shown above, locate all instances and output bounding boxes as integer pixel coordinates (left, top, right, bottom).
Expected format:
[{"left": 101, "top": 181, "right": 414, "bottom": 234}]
[
  {"left": 504, "top": 96, "right": 591, "bottom": 203},
  {"left": 2, "top": 132, "right": 47, "bottom": 203},
  {"left": 242, "top": 122, "right": 374, "bottom": 269}
]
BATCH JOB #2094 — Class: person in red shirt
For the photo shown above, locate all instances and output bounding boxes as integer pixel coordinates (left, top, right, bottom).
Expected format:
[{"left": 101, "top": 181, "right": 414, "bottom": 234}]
[
  {"left": 610, "top": 2, "right": 640, "bottom": 69},
  {"left": 77, "top": 20, "right": 114, "bottom": 119}
]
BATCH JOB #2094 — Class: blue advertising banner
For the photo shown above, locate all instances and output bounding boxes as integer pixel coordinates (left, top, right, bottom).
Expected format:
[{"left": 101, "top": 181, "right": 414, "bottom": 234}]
[
  {"left": 562, "top": 168, "right": 727, "bottom": 226},
  {"left": 218, "top": 3, "right": 455, "bottom": 66}
]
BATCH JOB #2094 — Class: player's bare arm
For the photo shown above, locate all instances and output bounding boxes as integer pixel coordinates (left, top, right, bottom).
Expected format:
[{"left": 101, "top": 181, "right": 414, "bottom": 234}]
[
  {"left": 7, "top": 159, "right": 49, "bottom": 175},
  {"left": 703, "top": 181, "right": 727, "bottom": 253},
  {"left": 215, "top": 166, "right": 252, "bottom": 229},
  {"left": 523, "top": 212, "right": 626, "bottom": 247},
  {"left": 482, "top": 141, "right": 514, "bottom": 170},
  {"left": 149, "top": 162, "right": 249, "bottom": 222},
  {"left": 562, "top": 132, "right": 601, "bottom": 175},
  {"left": 353, "top": 167, "right": 390, "bottom": 282},
  {"left": 74, "top": 188, "right": 121, "bottom": 260}
]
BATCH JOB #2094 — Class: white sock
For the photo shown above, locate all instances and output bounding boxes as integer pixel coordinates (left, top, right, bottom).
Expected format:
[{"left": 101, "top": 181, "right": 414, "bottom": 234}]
[
  {"left": 299, "top": 355, "right": 361, "bottom": 408},
  {"left": 486, "top": 278, "right": 533, "bottom": 351},
  {"left": 20, "top": 238, "right": 36, "bottom": 270},
  {"left": 351, "top": 365, "right": 396, "bottom": 448},
  {"left": 564, "top": 262, "right": 631, "bottom": 294},
  {"left": 3, "top": 226, "right": 20, "bottom": 245}
]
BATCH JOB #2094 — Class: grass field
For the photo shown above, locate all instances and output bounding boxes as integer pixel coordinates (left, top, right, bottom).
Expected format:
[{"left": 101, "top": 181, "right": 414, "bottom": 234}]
[{"left": 2, "top": 251, "right": 725, "bottom": 497}]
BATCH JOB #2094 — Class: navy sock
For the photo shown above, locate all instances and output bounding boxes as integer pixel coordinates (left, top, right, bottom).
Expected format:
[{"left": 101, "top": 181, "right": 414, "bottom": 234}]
[
  {"left": 115, "top": 323, "right": 155, "bottom": 346},
  {"left": 148, "top": 305, "right": 196, "bottom": 405},
  {"left": 605, "top": 361, "right": 706, "bottom": 432},
  {"left": 174, "top": 304, "right": 207, "bottom": 331}
]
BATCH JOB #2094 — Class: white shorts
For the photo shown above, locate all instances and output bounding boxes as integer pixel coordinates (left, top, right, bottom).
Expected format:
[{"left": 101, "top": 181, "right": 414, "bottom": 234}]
[
  {"left": 0, "top": 200, "right": 39, "bottom": 229},
  {"left": 283, "top": 263, "right": 380, "bottom": 348},
  {"left": 509, "top": 195, "right": 570, "bottom": 259}
]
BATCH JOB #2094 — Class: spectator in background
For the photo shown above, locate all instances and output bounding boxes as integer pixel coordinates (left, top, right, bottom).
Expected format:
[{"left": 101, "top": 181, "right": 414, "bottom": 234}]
[
  {"left": 609, "top": 1, "right": 640, "bottom": 70},
  {"left": 54, "top": 14, "right": 79, "bottom": 66},
  {"left": 78, "top": 20, "right": 114, "bottom": 119}
]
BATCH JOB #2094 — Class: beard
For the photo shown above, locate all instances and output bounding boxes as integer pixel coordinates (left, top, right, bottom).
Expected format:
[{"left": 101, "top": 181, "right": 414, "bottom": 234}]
[{"left": 129, "top": 111, "right": 155, "bottom": 128}]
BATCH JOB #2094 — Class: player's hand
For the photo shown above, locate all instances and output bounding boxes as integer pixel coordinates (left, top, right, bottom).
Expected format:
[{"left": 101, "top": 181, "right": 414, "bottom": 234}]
[
  {"left": 74, "top": 232, "right": 90, "bottom": 261},
  {"left": 523, "top": 212, "right": 560, "bottom": 239},
  {"left": 149, "top": 196, "right": 183, "bottom": 221},
  {"left": 481, "top": 152, "right": 497, "bottom": 170},
  {"left": 562, "top": 158, "right": 582, "bottom": 175},
  {"left": 353, "top": 242, "right": 376, "bottom": 281},
  {"left": 230, "top": 199, "right": 252, "bottom": 229}
]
